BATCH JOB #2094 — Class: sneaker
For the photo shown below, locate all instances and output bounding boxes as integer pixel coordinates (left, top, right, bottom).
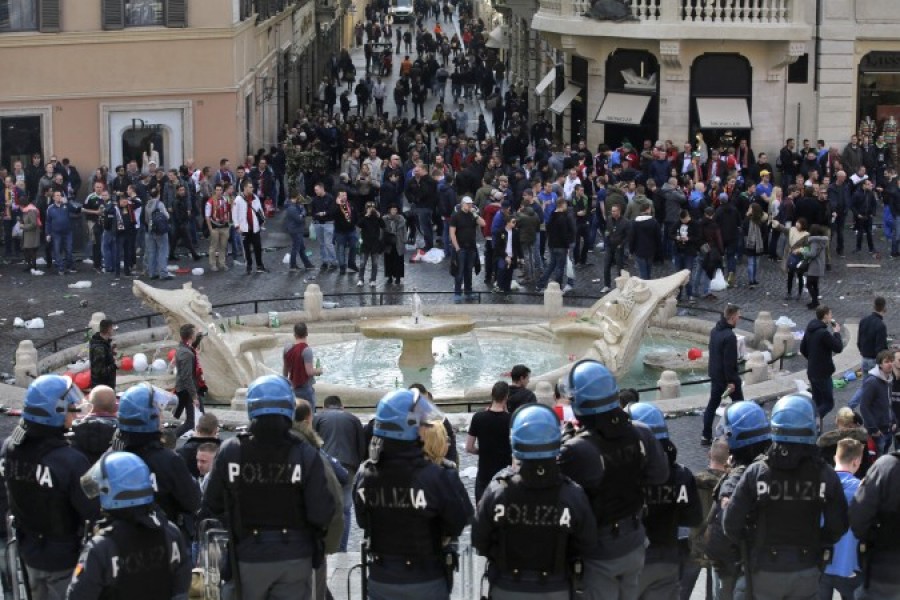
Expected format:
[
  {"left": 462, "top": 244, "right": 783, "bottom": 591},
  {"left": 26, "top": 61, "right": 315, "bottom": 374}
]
[
  {"left": 700, "top": 437, "right": 712, "bottom": 447},
  {"left": 453, "top": 294, "right": 463, "bottom": 304},
  {"left": 562, "top": 284, "right": 573, "bottom": 293},
  {"left": 222, "top": 265, "right": 229, "bottom": 272},
  {"left": 369, "top": 280, "right": 376, "bottom": 287},
  {"left": 211, "top": 266, "right": 219, "bottom": 272},
  {"left": 162, "top": 274, "right": 174, "bottom": 280},
  {"left": 357, "top": 280, "right": 364, "bottom": 287},
  {"left": 66, "top": 268, "right": 78, "bottom": 274},
  {"left": 233, "top": 260, "right": 245, "bottom": 266},
  {"left": 256, "top": 267, "right": 269, "bottom": 273},
  {"left": 465, "top": 294, "right": 477, "bottom": 302},
  {"left": 348, "top": 265, "right": 359, "bottom": 273},
  {"left": 599, "top": 286, "right": 611, "bottom": 293},
  {"left": 397, "top": 278, "right": 404, "bottom": 285},
  {"left": 289, "top": 267, "right": 300, "bottom": 272}
]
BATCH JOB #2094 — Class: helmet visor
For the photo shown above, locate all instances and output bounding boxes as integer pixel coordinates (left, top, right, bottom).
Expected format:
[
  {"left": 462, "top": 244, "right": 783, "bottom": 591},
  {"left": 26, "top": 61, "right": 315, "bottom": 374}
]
[
  {"left": 150, "top": 386, "right": 177, "bottom": 410},
  {"left": 79, "top": 460, "right": 105, "bottom": 500},
  {"left": 61, "top": 376, "right": 85, "bottom": 408},
  {"left": 409, "top": 389, "right": 444, "bottom": 429}
]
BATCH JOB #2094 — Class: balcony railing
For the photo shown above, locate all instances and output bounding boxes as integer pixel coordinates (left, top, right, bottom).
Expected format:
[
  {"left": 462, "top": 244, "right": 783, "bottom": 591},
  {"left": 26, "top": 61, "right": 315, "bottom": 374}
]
[{"left": 547, "top": 0, "right": 795, "bottom": 24}]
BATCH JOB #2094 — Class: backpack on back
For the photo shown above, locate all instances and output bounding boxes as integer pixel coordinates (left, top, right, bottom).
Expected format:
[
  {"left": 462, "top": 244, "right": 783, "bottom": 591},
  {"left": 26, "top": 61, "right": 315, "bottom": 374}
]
[{"left": 150, "top": 208, "right": 169, "bottom": 236}]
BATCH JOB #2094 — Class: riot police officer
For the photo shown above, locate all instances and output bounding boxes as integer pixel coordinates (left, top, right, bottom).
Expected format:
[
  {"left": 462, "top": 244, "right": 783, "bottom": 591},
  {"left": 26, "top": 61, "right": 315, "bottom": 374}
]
[
  {"left": 557, "top": 359, "right": 670, "bottom": 600},
  {"left": 67, "top": 451, "right": 191, "bottom": 599},
  {"left": 625, "top": 402, "right": 702, "bottom": 599},
  {"left": 115, "top": 383, "right": 200, "bottom": 534},
  {"left": 354, "top": 389, "right": 473, "bottom": 600},
  {"left": 723, "top": 394, "right": 848, "bottom": 599},
  {"left": 203, "top": 374, "right": 336, "bottom": 600},
  {"left": 473, "top": 404, "right": 596, "bottom": 600},
  {"left": 850, "top": 447, "right": 900, "bottom": 597},
  {"left": 703, "top": 401, "right": 772, "bottom": 600},
  {"left": 0, "top": 374, "right": 99, "bottom": 599}
]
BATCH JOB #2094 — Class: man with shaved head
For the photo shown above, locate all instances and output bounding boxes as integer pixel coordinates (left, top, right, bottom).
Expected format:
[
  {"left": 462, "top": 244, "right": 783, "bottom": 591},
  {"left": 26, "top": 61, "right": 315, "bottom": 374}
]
[{"left": 70, "top": 385, "right": 118, "bottom": 463}]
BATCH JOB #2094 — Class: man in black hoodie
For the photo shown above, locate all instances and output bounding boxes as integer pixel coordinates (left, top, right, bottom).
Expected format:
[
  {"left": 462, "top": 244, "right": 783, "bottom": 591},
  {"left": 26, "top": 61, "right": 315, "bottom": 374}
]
[
  {"left": 506, "top": 364, "right": 536, "bottom": 413},
  {"left": 89, "top": 319, "right": 117, "bottom": 389},
  {"left": 702, "top": 304, "right": 743, "bottom": 445},
  {"left": 800, "top": 305, "right": 844, "bottom": 426}
]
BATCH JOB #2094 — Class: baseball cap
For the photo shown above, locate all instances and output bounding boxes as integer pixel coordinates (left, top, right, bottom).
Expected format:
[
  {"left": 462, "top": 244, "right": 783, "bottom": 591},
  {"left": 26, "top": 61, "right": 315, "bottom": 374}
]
[{"left": 462, "top": 196, "right": 474, "bottom": 204}]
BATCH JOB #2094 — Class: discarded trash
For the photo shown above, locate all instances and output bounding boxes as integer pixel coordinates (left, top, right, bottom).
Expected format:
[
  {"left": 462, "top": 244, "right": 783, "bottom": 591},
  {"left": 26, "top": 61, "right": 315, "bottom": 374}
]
[
  {"left": 13, "top": 317, "right": 25, "bottom": 328},
  {"left": 322, "top": 301, "right": 339, "bottom": 309},
  {"left": 48, "top": 310, "right": 64, "bottom": 317},
  {"left": 68, "top": 281, "right": 92, "bottom": 289},
  {"left": 79, "top": 300, "right": 88, "bottom": 307},
  {"left": 282, "top": 253, "right": 291, "bottom": 265},
  {"left": 774, "top": 316, "right": 796, "bottom": 328},
  {"left": 268, "top": 312, "right": 281, "bottom": 328},
  {"left": 191, "top": 268, "right": 204, "bottom": 276},
  {"left": 459, "top": 466, "right": 478, "bottom": 479},
  {"left": 83, "top": 259, "right": 94, "bottom": 265},
  {"left": 36, "top": 258, "right": 47, "bottom": 266},
  {"left": 167, "top": 265, "right": 179, "bottom": 272},
  {"left": 30, "top": 269, "right": 44, "bottom": 276},
  {"left": 25, "top": 318, "right": 45, "bottom": 329}
]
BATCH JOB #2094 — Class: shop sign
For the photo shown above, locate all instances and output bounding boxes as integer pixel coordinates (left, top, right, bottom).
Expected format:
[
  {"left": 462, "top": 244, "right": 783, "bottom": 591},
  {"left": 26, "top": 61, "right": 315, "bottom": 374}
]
[{"left": 860, "top": 52, "right": 900, "bottom": 72}]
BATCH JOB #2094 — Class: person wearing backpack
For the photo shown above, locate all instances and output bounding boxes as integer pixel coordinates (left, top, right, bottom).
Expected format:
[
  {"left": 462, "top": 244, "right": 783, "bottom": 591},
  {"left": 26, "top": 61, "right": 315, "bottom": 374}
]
[
  {"left": 859, "top": 349, "right": 896, "bottom": 457},
  {"left": 144, "top": 190, "right": 173, "bottom": 280}
]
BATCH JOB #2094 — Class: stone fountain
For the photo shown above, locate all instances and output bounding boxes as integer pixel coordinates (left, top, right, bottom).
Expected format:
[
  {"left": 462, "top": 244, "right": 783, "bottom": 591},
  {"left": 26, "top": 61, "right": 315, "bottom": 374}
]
[{"left": 356, "top": 293, "right": 475, "bottom": 368}]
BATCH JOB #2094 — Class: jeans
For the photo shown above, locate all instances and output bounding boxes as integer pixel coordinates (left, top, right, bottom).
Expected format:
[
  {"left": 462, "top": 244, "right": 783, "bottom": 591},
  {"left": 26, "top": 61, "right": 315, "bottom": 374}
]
[
  {"left": 359, "top": 251, "right": 378, "bottom": 281},
  {"left": 24, "top": 565, "right": 71, "bottom": 600},
  {"left": 703, "top": 381, "right": 744, "bottom": 440},
  {"left": 521, "top": 241, "right": 538, "bottom": 280},
  {"left": 892, "top": 216, "right": 900, "bottom": 254},
  {"left": 574, "top": 221, "right": 591, "bottom": 263},
  {"left": 691, "top": 256, "right": 710, "bottom": 296},
  {"left": 174, "top": 390, "right": 201, "bottom": 437},
  {"left": 604, "top": 243, "right": 625, "bottom": 287},
  {"left": 293, "top": 383, "right": 316, "bottom": 412},
  {"left": 242, "top": 231, "right": 264, "bottom": 270},
  {"left": 483, "top": 239, "right": 495, "bottom": 282},
  {"left": 724, "top": 240, "right": 738, "bottom": 274},
  {"left": 832, "top": 214, "right": 846, "bottom": 255},
  {"left": 416, "top": 207, "right": 434, "bottom": 250},
  {"left": 314, "top": 222, "right": 336, "bottom": 265},
  {"left": 861, "top": 357, "right": 877, "bottom": 373},
  {"left": 454, "top": 247, "right": 475, "bottom": 295},
  {"left": 333, "top": 230, "right": 357, "bottom": 269},
  {"left": 673, "top": 251, "right": 695, "bottom": 297},
  {"left": 146, "top": 232, "right": 169, "bottom": 277},
  {"left": 634, "top": 256, "right": 652, "bottom": 280},
  {"left": 289, "top": 232, "right": 314, "bottom": 268},
  {"left": 496, "top": 258, "right": 513, "bottom": 292},
  {"left": 340, "top": 479, "right": 353, "bottom": 552},
  {"left": 856, "top": 218, "right": 875, "bottom": 251},
  {"left": 50, "top": 231, "right": 73, "bottom": 273},
  {"left": 747, "top": 254, "right": 759, "bottom": 283},
  {"left": 538, "top": 247, "right": 567, "bottom": 289},
  {"left": 229, "top": 227, "right": 243, "bottom": 259},
  {"left": 102, "top": 230, "right": 118, "bottom": 273},
  {"left": 809, "top": 376, "right": 835, "bottom": 419}
]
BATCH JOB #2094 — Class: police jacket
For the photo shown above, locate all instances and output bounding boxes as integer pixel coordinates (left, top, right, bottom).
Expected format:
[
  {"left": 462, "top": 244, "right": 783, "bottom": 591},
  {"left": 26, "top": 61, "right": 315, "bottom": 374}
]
[
  {"left": 70, "top": 414, "right": 118, "bottom": 466},
  {"left": 559, "top": 414, "right": 670, "bottom": 560},
  {"left": 708, "top": 318, "right": 741, "bottom": 388},
  {"left": 722, "top": 444, "right": 848, "bottom": 572},
  {"left": 89, "top": 333, "right": 116, "bottom": 389},
  {"left": 118, "top": 434, "right": 200, "bottom": 529},
  {"left": 703, "top": 464, "right": 748, "bottom": 573},
  {"left": 0, "top": 426, "right": 99, "bottom": 571},
  {"left": 850, "top": 453, "right": 900, "bottom": 583},
  {"left": 203, "top": 420, "right": 336, "bottom": 563},
  {"left": 472, "top": 462, "right": 596, "bottom": 593},
  {"left": 66, "top": 508, "right": 191, "bottom": 600},
  {"left": 643, "top": 450, "right": 703, "bottom": 564},
  {"left": 353, "top": 438, "right": 473, "bottom": 584}
]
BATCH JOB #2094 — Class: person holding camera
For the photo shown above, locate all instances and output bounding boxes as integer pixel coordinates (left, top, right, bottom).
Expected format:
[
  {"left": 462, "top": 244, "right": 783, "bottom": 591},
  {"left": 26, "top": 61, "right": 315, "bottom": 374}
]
[{"left": 358, "top": 201, "right": 385, "bottom": 287}]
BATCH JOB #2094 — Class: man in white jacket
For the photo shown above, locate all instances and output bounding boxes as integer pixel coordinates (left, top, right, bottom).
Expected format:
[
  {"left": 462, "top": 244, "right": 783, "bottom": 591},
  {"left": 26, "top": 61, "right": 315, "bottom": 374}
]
[{"left": 232, "top": 181, "right": 268, "bottom": 273}]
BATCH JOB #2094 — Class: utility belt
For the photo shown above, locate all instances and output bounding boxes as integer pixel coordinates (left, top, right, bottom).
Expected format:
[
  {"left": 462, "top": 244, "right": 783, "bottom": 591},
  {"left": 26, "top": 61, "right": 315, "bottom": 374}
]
[
  {"left": 367, "top": 551, "right": 444, "bottom": 574},
  {"left": 237, "top": 527, "right": 308, "bottom": 545},
  {"left": 597, "top": 513, "right": 643, "bottom": 538},
  {"left": 493, "top": 565, "right": 569, "bottom": 585}
]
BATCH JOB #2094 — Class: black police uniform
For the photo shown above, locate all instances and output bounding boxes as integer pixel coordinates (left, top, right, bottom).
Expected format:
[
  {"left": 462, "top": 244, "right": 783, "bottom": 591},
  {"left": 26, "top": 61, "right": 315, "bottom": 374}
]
[
  {"left": 203, "top": 426, "right": 336, "bottom": 597},
  {"left": 116, "top": 432, "right": 201, "bottom": 530},
  {"left": 850, "top": 452, "right": 900, "bottom": 598},
  {"left": 0, "top": 426, "right": 99, "bottom": 594},
  {"left": 66, "top": 508, "right": 191, "bottom": 600},
  {"left": 638, "top": 447, "right": 703, "bottom": 599},
  {"left": 703, "top": 464, "right": 749, "bottom": 600},
  {"left": 472, "top": 462, "right": 597, "bottom": 600},
  {"left": 70, "top": 415, "right": 118, "bottom": 465},
  {"left": 353, "top": 438, "right": 473, "bottom": 600},
  {"left": 723, "top": 445, "right": 848, "bottom": 598}
]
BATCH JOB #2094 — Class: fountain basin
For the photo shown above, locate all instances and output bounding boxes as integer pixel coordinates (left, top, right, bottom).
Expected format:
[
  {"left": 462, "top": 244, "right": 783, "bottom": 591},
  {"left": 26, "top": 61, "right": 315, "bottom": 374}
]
[{"left": 357, "top": 315, "right": 475, "bottom": 368}]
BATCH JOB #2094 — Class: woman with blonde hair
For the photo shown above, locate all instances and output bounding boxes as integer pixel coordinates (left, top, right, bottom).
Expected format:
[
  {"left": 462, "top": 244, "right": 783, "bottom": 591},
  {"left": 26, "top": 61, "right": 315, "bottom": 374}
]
[{"left": 421, "top": 419, "right": 451, "bottom": 466}]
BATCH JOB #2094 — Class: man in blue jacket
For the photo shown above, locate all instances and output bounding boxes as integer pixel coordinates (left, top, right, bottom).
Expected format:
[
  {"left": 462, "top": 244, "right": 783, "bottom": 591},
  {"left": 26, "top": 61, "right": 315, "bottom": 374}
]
[
  {"left": 285, "top": 194, "right": 315, "bottom": 272},
  {"left": 45, "top": 189, "right": 80, "bottom": 274},
  {"left": 820, "top": 439, "right": 864, "bottom": 599}
]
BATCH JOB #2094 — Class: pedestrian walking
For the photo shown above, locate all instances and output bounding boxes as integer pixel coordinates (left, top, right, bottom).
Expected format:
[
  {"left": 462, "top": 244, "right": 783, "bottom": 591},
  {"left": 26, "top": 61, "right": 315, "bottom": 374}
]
[{"left": 702, "top": 304, "right": 744, "bottom": 446}]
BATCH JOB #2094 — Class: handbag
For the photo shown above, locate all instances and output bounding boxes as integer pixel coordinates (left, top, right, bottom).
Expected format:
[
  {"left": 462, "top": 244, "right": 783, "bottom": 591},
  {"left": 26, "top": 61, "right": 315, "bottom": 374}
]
[{"left": 787, "top": 253, "right": 802, "bottom": 270}]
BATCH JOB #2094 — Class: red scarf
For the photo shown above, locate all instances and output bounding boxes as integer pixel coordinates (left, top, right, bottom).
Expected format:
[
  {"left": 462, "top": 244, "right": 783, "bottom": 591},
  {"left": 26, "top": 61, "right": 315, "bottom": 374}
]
[{"left": 246, "top": 195, "right": 254, "bottom": 230}]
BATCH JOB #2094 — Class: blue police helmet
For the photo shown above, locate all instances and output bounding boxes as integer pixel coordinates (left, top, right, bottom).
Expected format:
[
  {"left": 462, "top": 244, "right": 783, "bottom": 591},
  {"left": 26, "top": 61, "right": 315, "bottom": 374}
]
[
  {"left": 81, "top": 451, "right": 155, "bottom": 511},
  {"left": 23, "top": 374, "right": 83, "bottom": 428},
  {"left": 510, "top": 404, "right": 561, "bottom": 460},
  {"left": 374, "top": 389, "right": 443, "bottom": 441},
  {"left": 770, "top": 394, "right": 818, "bottom": 445},
  {"left": 246, "top": 375, "right": 295, "bottom": 420},
  {"left": 625, "top": 402, "right": 669, "bottom": 440},
  {"left": 565, "top": 359, "right": 619, "bottom": 417},
  {"left": 118, "top": 383, "right": 161, "bottom": 433},
  {"left": 723, "top": 401, "right": 771, "bottom": 449}
]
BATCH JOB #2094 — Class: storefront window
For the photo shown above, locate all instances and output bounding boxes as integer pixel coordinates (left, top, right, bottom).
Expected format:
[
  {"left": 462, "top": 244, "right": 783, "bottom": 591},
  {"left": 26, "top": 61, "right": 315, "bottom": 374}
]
[
  {"left": 0, "top": 0, "right": 38, "bottom": 32},
  {"left": 126, "top": 0, "right": 164, "bottom": 27},
  {"left": 1, "top": 116, "right": 42, "bottom": 171},
  {"left": 858, "top": 73, "right": 900, "bottom": 129}
]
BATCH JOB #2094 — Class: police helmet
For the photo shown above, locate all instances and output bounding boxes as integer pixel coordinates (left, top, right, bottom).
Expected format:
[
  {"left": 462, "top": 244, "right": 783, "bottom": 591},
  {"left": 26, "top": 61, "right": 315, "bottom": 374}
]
[
  {"left": 564, "top": 359, "right": 619, "bottom": 417},
  {"left": 625, "top": 402, "right": 668, "bottom": 440},
  {"left": 23, "top": 374, "right": 83, "bottom": 428},
  {"left": 373, "top": 389, "right": 443, "bottom": 441},
  {"left": 510, "top": 404, "right": 561, "bottom": 460},
  {"left": 81, "top": 451, "right": 155, "bottom": 511},
  {"left": 246, "top": 374, "right": 295, "bottom": 420},
  {"left": 118, "top": 383, "right": 161, "bottom": 433},
  {"left": 770, "top": 394, "right": 818, "bottom": 445},
  {"left": 722, "top": 401, "right": 771, "bottom": 449}
]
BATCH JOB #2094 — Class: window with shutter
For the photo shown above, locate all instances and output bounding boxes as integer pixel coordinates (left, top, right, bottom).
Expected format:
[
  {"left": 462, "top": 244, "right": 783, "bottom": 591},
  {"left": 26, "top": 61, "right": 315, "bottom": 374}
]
[
  {"left": 102, "top": 0, "right": 124, "bottom": 29},
  {"left": 38, "top": 0, "right": 60, "bottom": 32},
  {"left": 165, "top": 0, "right": 185, "bottom": 27},
  {"left": 0, "top": 0, "right": 39, "bottom": 32}
]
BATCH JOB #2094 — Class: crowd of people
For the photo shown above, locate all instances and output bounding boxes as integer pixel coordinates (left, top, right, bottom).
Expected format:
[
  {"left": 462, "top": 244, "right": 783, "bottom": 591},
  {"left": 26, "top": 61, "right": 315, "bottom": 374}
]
[{"left": 4, "top": 344, "right": 900, "bottom": 600}]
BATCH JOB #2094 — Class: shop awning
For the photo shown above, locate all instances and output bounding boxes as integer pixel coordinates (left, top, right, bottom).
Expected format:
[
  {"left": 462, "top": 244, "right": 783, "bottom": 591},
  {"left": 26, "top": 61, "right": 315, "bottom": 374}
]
[
  {"left": 549, "top": 84, "right": 582, "bottom": 115},
  {"left": 594, "top": 92, "right": 652, "bottom": 126},
  {"left": 696, "top": 97, "right": 752, "bottom": 129},
  {"left": 485, "top": 25, "right": 508, "bottom": 49},
  {"left": 535, "top": 68, "right": 556, "bottom": 95}
]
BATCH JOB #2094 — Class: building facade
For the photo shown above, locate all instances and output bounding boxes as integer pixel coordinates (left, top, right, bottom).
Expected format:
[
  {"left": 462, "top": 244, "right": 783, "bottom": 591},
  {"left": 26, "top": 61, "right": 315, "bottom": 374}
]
[
  {"left": 513, "top": 0, "right": 900, "bottom": 158},
  {"left": 0, "top": 0, "right": 348, "bottom": 176}
]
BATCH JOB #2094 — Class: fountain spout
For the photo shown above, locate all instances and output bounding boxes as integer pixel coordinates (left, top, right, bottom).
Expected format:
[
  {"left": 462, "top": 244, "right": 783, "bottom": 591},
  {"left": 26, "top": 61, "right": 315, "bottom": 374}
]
[{"left": 412, "top": 292, "right": 423, "bottom": 325}]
